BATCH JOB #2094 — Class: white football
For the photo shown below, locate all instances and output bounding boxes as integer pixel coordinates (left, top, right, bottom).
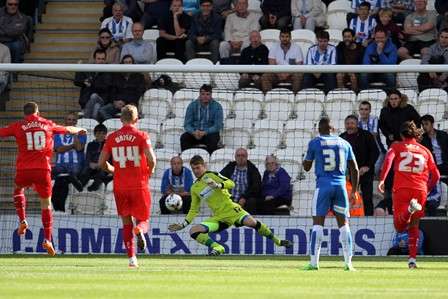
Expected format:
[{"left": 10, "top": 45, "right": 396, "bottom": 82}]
[{"left": 165, "top": 193, "right": 183, "bottom": 212}]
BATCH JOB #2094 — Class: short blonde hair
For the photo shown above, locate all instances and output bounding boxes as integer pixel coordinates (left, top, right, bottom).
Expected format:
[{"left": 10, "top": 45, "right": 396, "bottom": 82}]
[
  {"left": 120, "top": 104, "right": 138, "bottom": 123},
  {"left": 379, "top": 8, "right": 393, "bottom": 18}
]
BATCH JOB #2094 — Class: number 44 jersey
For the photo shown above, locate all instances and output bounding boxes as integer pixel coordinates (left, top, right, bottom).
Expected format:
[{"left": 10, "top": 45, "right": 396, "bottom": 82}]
[{"left": 102, "top": 124, "right": 152, "bottom": 191}]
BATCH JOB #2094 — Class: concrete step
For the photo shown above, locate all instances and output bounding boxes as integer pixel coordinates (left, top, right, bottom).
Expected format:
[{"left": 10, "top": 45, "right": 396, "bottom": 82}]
[
  {"left": 36, "top": 23, "right": 99, "bottom": 31},
  {"left": 13, "top": 80, "right": 76, "bottom": 89},
  {"left": 46, "top": 2, "right": 103, "bottom": 15},
  {"left": 42, "top": 13, "right": 101, "bottom": 24},
  {"left": 0, "top": 110, "right": 68, "bottom": 119},
  {"left": 10, "top": 90, "right": 79, "bottom": 98},
  {"left": 34, "top": 32, "right": 98, "bottom": 43},
  {"left": 25, "top": 50, "right": 91, "bottom": 60},
  {"left": 6, "top": 99, "right": 79, "bottom": 111},
  {"left": 31, "top": 42, "right": 96, "bottom": 52}
]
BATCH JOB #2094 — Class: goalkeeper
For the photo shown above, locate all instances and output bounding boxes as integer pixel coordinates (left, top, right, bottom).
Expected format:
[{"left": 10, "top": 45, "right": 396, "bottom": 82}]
[{"left": 168, "top": 155, "right": 293, "bottom": 255}]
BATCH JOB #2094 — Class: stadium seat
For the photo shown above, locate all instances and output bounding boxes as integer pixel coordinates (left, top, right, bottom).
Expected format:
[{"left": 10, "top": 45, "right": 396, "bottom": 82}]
[
  {"left": 139, "top": 116, "right": 162, "bottom": 133},
  {"left": 70, "top": 191, "right": 106, "bottom": 215},
  {"left": 327, "top": 0, "right": 353, "bottom": 30},
  {"left": 398, "top": 59, "right": 421, "bottom": 89},
  {"left": 264, "top": 90, "right": 295, "bottom": 121},
  {"left": 214, "top": 62, "right": 240, "bottom": 90},
  {"left": 160, "top": 127, "right": 183, "bottom": 153},
  {"left": 142, "top": 29, "right": 159, "bottom": 42},
  {"left": 222, "top": 128, "right": 251, "bottom": 148},
  {"left": 154, "top": 58, "right": 184, "bottom": 84},
  {"left": 291, "top": 29, "right": 316, "bottom": 56},
  {"left": 398, "top": 88, "right": 418, "bottom": 104},
  {"left": 294, "top": 89, "right": 325, "bottom": 124},
  {"left": 233, "top": 90, "right": 264, "bottom": 120},
  {"left": 143, "top": 88, "right": 173, "bottom": 104},
  {"left": 103, "top": 118, "right": 122, "bottom": 131},
  {"left": 210, "top": 148, "right": 236, "bottom": 162},
  {"left": 253, "top": 119, "right": 285, "bottom": 131},
  {"left": 225, "top": 118, "right": 254, "bottom": 131},
  {"left": 247, "top": 0, "right": 262, "bottom": 15},
  {"left": 283, "top": 129, "right": 312, "bottom": 152},
  {"left": 76, "top": 118, "right": 98, "bottom": 133},
  {"left": 162, "top": 117, "right": 184, "bottom": 131},
  {"left": 212, "top": 89, "right": 235, "bottom": 118},
  {"left": 275, "top": 147, "right": 302, "bottom": 163},
  {"left": 260, "top": 29, "right": 280, "bottom": 45},
  {"left": 208, "top": 160, "right": 228, "bottom": 173},
  {"left": 180, "top": 148, "right": 210, "bottom": 162},
  {"left": 327, "top": 29, "right": 343, "bottom": 45},
  {"left": 437, "top": 119, "right": 448, "bottom": 131},
  {"left": 280, "top": 160, "right": 301, "bottom": 181},
  {"left": 141, "top": 97, "right": 171, "bottom": 121},
  {"left": 357, "top": 89, "right": 387, "bottom": 117},
  {"left": 325, "top": 90, "right": 356, "bottom": 132},
  {"left": 252, "top": 128, "right": 282, "bottom": 151},
  {"left": 185, "top": 58, "right": 214, "bottom": 88},
  {"left": 248, "top": 147, "right": 274, "bottom": 162},
  {"left": 172, "top": 88, "right": 197, "bottom": 118},
  {"left": 418, "top": 88, "right": 448, "bottom": 121}
]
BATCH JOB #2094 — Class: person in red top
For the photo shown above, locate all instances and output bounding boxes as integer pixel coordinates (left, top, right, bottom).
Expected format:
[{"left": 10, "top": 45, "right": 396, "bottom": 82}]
[
  {"left": 378, "top": 121, "right": 440, "bottom": 269},
  {"left": 99, "top": 104, "right": 156, "bottom": 268},
  {"left": 0, "top": 102, "right": 85, "bottom": 256}
]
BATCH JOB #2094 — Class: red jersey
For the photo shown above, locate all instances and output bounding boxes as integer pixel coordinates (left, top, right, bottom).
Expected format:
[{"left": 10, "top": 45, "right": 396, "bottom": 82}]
[
  {"left": 381, "top": 138, "right": 438, "bottom": 192},
  {"left": 102, "top": 124, "right": 152, "bottom": 191},
  {"left": 0, "top": 114, "right": 67, "bottom": 171}
]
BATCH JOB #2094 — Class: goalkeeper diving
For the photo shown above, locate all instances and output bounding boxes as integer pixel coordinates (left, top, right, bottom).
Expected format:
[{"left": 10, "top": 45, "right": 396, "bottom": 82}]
[{"left": 168, "top": 155, "right": 293, "bottom": 255}]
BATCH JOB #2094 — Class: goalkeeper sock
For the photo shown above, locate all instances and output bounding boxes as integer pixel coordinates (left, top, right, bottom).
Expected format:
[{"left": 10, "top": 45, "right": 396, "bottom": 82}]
[
  {"left": 41, "top": 208, "right": 53, "bottom": 241},
  {"left": 339, "top": 224, "right": 353, "bottom": 265},
  {"left": 192, "top": 232, "right": 216, "bottom": 248},
  {"left": 255, "top": 221, "right": 281, "bottom": 246},
  {"left": 14, "top": 188, "right": 26, "bottom": 222},
  {"left": 136, "top": 220, "right": 149, "bottom": 234},
  {"left": 123, "top": 224, "right": 135, "bottom": 258},
  {"left": 408, "top": 225, "right": 419, "bottom": 260},
  {"left": 310, "top": 225, "right": 323, "bottom": 267}
]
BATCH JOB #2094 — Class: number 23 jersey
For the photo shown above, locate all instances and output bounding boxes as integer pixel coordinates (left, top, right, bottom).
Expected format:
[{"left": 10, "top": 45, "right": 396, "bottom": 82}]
[{"left": 102, "top": 124, "right": 152, "bottom": 190}]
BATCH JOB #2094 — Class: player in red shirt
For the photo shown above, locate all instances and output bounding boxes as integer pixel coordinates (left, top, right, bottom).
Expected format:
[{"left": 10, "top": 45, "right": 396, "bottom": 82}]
[
  {"left": 0, "top": 102, "right": 85, "bottom": 256},
  {"left": 378, "top": 121, "right": 440, "bottom": 269},
  {"left": 99, "top": 105, "right": 156, "bottom": 268}
]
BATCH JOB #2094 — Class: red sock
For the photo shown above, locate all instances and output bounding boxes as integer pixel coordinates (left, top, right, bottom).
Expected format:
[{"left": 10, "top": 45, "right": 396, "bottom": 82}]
[
  {"left": 123, "top": 224, "right": 135, "bottom": 258},
  {"left": 408, "top": 225, "right": 419, "bottom": 260},
  {"left": 41, "top": 208, "right": 53, "bottom": 241},
  {"left": 136, "top": 220, "right": 149, "bottom": 234},
  {"left": 13, "top": 188, "right": 26, "bottom": 222}
]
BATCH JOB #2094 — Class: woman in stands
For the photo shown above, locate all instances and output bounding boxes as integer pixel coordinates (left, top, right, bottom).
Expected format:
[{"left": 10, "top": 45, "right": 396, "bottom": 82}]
[{"left": 89, "top": 28, "right": 121, "bottom": 64}]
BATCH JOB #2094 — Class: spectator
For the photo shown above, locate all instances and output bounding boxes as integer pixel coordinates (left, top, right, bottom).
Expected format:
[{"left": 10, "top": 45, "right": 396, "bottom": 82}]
[
  {"left": 259, "top": 155, "right": 292, "bottom": 215},
  {"left": 100, "top": 2, "right": 133, "bottom": 44},
  {"left": 220, "top": 148, "right": 262, "bottom": 214},
  {"left": 387, "top": 230, "right": 424, "bottom": 255},
  {"left": 101, "top": 0, "right": 141, "bottom": 22},
  {"left": 340, "top": 115, "right": 379, "bottom": 216},
  {"left": 0, "top": 0, "right": 32, "bottom": 63},
  {"left": 141, "top": 0, "right": 171, "bottom": 29},
  {"left": 120, "top": 22, "right": 156, "bottom": 64},
  {"left": 378, "top": 8, "right": 403, "bottom": 48},
  {"left": 421, "top": 114, "right": 448, "bottom": 185},
  {"left": 260, "top": 0, "right": 291, "bottom": 30},
  {"left": 186, "top": 0, "right": 222, "bottom": 63},
  {"left": 349, "top": 2, "right": 377, "bottom": 47},
  {"left": 51, "top": 113, "right": 86, "bottom": 212},
  {"left": 291, "top": 0, "right": 326, "bottom": 31},
  {"left": 383, "top": 0, "right": 415, "bottom": 24},
  {"left": 303, "top": 30, "right": 337, "bottom": 93},
  {"left": 213, "top": 0, "right": 235, "bottom": 19},
  {"left": 417, "top": 29, "right": 448, "bottom": 92},
  {"left": 239, "top": 30, "right": 269, "bottom": 89},
  {"left": 219, "top": 0, "right": 260, "bottom": 63},
  {"left": 180, "top": 84, "right": 223, "bottom": 154},
  {"left": 80, "top": 124, "right": 112, "bottom": 192},
  {"left": 89, "top": 28, "right": 121, "bottom": 64},
  {"left": 183, "top": 0, "right": 200, "bottom": 16},
  {"left": 261, "top": 29, "right": 303, "bottom": 94},
  {"left": 426, "top": 183, "right": 443, "bottom": 216},
  {"left": 157, "top": 0, "right": 191, "bottom": 62},
  {"left": 159, "top": 156, "right": 194, "bottom": 214},
  {"left": 336, "top": 28, "right": 364, "bottom": 92},
  {"left": 360, "top": 27, "right": 397, "bottom": 90},
  {"left": 351, "top": 0, "right": 383, "bottom": 16},
  {"left": 398, "top": 0, "right": 437, "bottom": 60},
  {"left": 0, "top": 42, "right": 10, "bottom": 95}
]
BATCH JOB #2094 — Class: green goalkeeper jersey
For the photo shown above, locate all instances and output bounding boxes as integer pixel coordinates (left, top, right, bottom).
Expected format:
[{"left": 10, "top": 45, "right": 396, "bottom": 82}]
[{"left": 185, "top": 171, "right": 237, "bottom": 224}]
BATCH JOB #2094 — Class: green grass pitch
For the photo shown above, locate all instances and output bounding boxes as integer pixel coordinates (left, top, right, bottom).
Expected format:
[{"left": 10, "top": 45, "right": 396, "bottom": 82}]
[{"left": 1, "top": 255, "right": 448, "bottom": 299}]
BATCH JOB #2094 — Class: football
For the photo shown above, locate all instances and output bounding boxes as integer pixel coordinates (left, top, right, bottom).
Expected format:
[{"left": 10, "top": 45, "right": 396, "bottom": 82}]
[{"left": 165, "top": 193, "right": 183, "bottom": 212}]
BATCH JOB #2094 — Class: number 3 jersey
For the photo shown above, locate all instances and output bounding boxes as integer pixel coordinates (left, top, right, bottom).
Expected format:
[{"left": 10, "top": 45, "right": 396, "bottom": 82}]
[
  {"left": 305, "top": 135, "right": 356, "bottom": 186},
  {"left": 102, "top": 124, "right": 152, "bottom": 191},
  {"left": 0, "top": 114, "right": 68, "bottom": 171}
]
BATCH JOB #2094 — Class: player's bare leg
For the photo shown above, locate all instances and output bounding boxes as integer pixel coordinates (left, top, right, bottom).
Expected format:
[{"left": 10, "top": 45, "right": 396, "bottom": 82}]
[
  {"left": 189, "top": 224, "right": 225, "bottom": 256},
  {"left": 336, "top": 214, "right": 355, "bottom": 271},
  {"left": 40, "top": 197, "right": 55, "bottom": 256},
  {"left": 242, "top": 215, "right": 293, "bottom": 248},
  {"left": 121, "top": 216, "right": 138, "bottom": 268},
  {"left": 134, "top": 219, "right": 148, "bottom": 251},
  {"left": 14, "top": 185, "right": 28, "bottom": 235},
  {"left": 304, "top": 216, "right": 325, "bottom": 270}
]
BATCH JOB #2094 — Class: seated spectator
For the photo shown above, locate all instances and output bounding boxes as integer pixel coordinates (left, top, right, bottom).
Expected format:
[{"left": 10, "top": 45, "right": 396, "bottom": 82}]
[
  {"left": 291, "top": 0, "right": 326, "bottom": 31},
  {"left": 219, "top": 0, "right": 259, "bottom": 63},
  {"left": 180, "top": 84, "right": 223, "bottom": 154},
  {"left": 336, "top": 28, "right": 364, "bottom": 92},
  {"left": 349, "top": 2, "right": 377, "bottom": 47},
  {"left": 120, "top": 22, "right": 156, "bottom": 64},
  {"left": 98, "top": 55, "right": 146, "bottom": 121},
  {"left": 157, "top": 0, "right": 191, "bottom": 62},
  {"left": 417, "top": 29, "right": 448, "bottom": 92},
  {"left": 220, "top": 148, "right": 262, "bottom": 214},
  {"left": 421, "top": 114, "right": 448, "bottom": 185},
  {"left": 260, "top": 0, "right": 291, "bottom": 30},
  {"left": 360, "top": 27, "right": 397, "bottom": 90},
  {"left": 239, "top": 31, "right": 269, "bottom": 89},
  {"left": 213, "top": 0, "right": 234, "bottom": 19},
  {"left": 0, "top": 0, "right": 32, "bottom": 63},
  {"left": 426, "top": 183, "right": 443, "bottom": 216},
  {"left": 436, "top": 0, "right": 448, "bottom": 31},
  {"left": 398, "top": 0, "right": 437, "bottom": 60},
  {"left": 101, "top": 0, "right": 141, "bottom": 22},
  {"left": 183, "top": 0, "right": 200, "bottom": 16},
  {"left": 383, "top": 0, "right": 415, "bottom": 24},
  {"left": 141, "top": 0, "right": 171, "bottom": 29},
  {"left": 378, "top": 8, "right": 403, "bottom": 48},
  {"left": 51, "top": 113, "right": 86, "bottom": 212},
  {"left": 303, "top": 30, "right": 337, "bottom": 93},
  {"left": 159, "top": 156, "right": 193, "bottom": 214},
  {"left": 100, "top": 2, "right": 133, "bottom": 45},
  {"left": 259, "top": 155, "right": 292, "bottom": 215},
  {"left": 261, "top": 29, "right": 303, "bottom": 94},
  {"left": 80, "top": 124, "right": 112, "bottom": 191},
  {"left": 89, "top": 28, "right": 120, "bottom": 64},
  {"left": 186, "top": 0, "right": 222, "bottom": 63},
  {"left": 387, "top": 230, "right": 424, "bottom": 255},
  {"left": 351, "top": 0, "right": 383, "bottom": 16},
  {"left": 0, "top": 42, "right": 10, "bottom": 95}
]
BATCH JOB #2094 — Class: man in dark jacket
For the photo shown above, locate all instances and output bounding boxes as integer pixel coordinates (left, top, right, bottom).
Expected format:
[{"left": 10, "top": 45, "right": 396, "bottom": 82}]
[
  {"left": 220, "top": 148, "right": 262, "bottom": 214},
  {"left": 340, "top": 115, "right": 379, "bottom": 216},
  {"left": 239, "top": 30, "right": 269, "bottom": 89},
  {"left": 421, "top": 114, "right": 448, "bottom": 185},
  {"left": 260, "top": 0, "right": 291, "bottom": 30}
]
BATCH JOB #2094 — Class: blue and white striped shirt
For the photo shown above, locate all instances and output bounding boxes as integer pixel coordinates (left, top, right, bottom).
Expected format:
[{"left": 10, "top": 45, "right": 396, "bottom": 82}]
[
  {"left": 305, "top": 44, "right": 337, "bottom": 65},
  {"left": 358, "top": 115, "right": 378, "bottom": 134},
  {"left": 54, "top": 134, "right": 87, "bottom": 166},
  {"left": 351, "top": 0, "right": 384, "bottom": 11},
  {"left": 349, "top": 16, "right": 377, "bottom": 44},
  {"left": 101, "top": 16, "right": 134, "bottom": 41},
  {"left": 231, "top": 167, "right": 248, "bottom": 201}
]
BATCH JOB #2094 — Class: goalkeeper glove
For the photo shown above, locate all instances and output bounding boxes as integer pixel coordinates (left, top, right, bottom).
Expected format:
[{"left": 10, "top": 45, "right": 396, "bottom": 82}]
[
  {"left": 203, "top": 176, "right": 222, "bottom": 189},
  {"left": 168, "top": 220, "right": 189, "bottom": 232}
]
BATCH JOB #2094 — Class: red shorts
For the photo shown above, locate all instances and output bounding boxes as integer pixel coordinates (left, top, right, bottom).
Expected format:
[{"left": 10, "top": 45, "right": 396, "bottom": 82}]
[
  {"left": 15, "top": 169, "right": 52, "bottom": 198},
  {"left": 114, "top": 188, "right": 151, "bottom": 221},
  {"left": 393, "top": 188, "right": 427, "bottom": 220}
]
